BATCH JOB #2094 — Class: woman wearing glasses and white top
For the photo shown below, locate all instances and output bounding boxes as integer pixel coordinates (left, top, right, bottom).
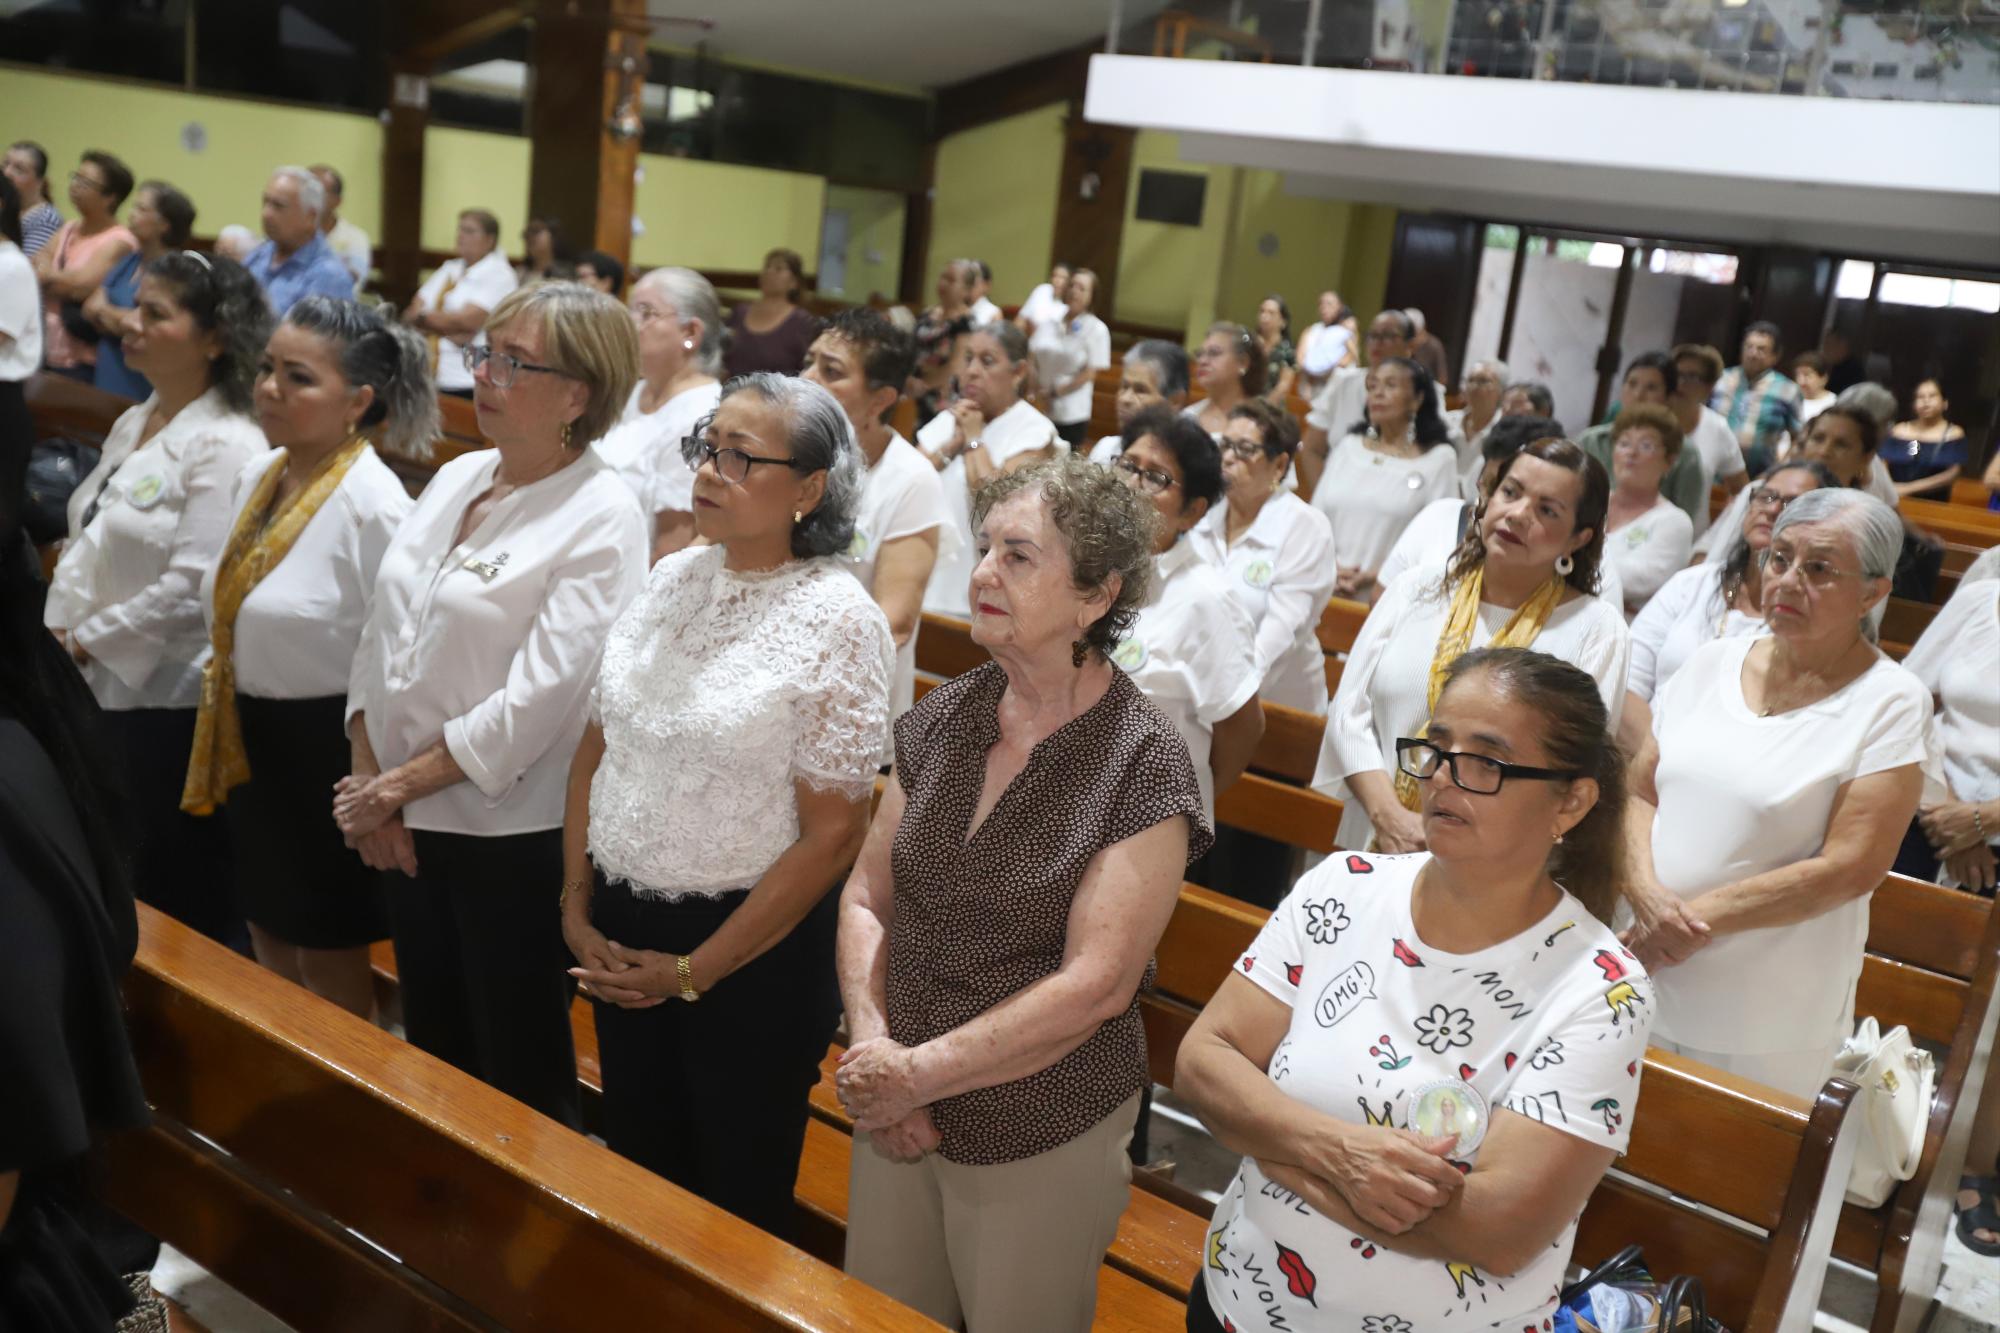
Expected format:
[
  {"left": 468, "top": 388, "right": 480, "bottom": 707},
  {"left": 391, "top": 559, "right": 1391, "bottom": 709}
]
[
  {"left": 338, "top": 283, "right": 648, "bottom": 1128},
  {"left": 918, "top": 322, "right": 1059, "bottom": 616},
  {"left": 1625, "top": 489, "right": 1926, "bottom": 1097},
  {"left": 594, "top": 266, "right": 723, "bottom": 563},
  {"left": 563, "top": 375, "right": 891, "bottom": 1235},
  {"left": 45, "top": 252, "right": 272, "bottom": 945},
  {"left": 1190, "top": 399, "right": 1336, "bottom": 716},
  {"left": 1314, "top": 438, "right": 1628, "bottom": 855}
]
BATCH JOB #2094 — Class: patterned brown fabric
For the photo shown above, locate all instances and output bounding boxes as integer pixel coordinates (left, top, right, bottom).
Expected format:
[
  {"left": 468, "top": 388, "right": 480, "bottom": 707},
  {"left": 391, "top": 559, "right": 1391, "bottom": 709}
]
[{"left": 886, "top": 662, "right": 1213, "bottom": 1165}]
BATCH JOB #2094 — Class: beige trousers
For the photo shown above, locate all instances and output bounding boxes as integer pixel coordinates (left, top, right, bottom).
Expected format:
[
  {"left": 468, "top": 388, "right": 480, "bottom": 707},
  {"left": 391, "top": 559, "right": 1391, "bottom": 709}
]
[{"left": 844, "top": 1093, "right": 1140, "bottom": 1333}]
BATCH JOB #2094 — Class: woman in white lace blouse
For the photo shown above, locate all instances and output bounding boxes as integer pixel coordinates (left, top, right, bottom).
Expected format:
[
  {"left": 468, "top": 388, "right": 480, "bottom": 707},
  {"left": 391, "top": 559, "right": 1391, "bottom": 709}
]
[{"left": 562, "top": 374, "right": 894, "bottom": 1236}]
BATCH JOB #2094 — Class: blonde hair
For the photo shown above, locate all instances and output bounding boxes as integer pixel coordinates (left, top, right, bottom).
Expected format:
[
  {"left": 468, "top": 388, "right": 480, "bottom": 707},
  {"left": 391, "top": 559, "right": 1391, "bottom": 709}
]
[{"left": 484, "top": 281, "right": 639, "bottom": 447}]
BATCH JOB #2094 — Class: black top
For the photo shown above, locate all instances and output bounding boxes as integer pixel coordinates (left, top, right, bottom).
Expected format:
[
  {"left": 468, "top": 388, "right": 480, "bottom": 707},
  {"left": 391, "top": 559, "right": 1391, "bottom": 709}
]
[{"left": 723, "top": 304, "right": 821, "bottom": 379}]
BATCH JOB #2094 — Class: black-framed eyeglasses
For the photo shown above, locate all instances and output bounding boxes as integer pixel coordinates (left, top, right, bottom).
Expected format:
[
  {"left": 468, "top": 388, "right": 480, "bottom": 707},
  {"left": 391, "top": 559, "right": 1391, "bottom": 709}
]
[
  {"left": 1395, "top": 738, "right": 1584, "bottom": 795},
  {"left": 463, "top": 344, "right": 566, "bottom": 390},
  {"left": 1112, "top": 455, "right": 1179, "bottom": 496},
  {"left": 682, "top": 434, "right": 809, "bottom": 485},
  {"left": 69, "top": 171, "right": 107, "bottom": 193},
  {"left": 1221, "top": 438, "right": 1279, "bottom": 463}
]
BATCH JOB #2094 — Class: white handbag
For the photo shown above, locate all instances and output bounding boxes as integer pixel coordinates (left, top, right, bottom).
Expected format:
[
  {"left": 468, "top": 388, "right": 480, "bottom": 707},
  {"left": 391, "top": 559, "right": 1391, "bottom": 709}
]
[{"left": 1832, "top": 1016, "right": 1935, "bottom": 1207}]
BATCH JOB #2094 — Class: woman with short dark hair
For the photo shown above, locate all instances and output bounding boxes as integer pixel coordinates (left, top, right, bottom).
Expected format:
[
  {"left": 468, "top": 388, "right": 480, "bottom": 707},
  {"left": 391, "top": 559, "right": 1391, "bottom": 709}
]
[
  {"left": 725, "top": 246, "right": 820, "bottom": 378},
  {"left": 564, "top": 374, "right": 891, "bottom": 1233},
  {"left": 85, "top": 179, "right": 197, "bottom": 401}
]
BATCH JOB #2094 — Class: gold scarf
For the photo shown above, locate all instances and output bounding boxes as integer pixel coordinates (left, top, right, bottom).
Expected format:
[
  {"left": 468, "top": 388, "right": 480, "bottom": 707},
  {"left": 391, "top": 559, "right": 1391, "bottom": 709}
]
[
  {"left": 426, "top": 268, "right": 460, "bottom": 375},
  {"left": 181, "top": 438, "right": 369, "bottom": 815},
  {"left": 1391, "top": 565, "right": 1568, "bottom": 812}
]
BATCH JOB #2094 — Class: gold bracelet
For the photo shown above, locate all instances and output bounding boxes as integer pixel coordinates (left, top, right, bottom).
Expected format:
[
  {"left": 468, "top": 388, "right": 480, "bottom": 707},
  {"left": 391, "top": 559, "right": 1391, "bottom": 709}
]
[
  {"left": 559, "top": 876, "right": 591, "bottom": 908},
  {"left": 676, "top": 953, "right": 701, "bottom": 1003}
]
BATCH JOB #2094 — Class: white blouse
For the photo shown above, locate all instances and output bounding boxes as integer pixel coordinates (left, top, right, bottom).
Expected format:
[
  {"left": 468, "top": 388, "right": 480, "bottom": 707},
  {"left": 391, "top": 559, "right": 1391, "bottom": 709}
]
[
  {"left": 1626, "top": 562, "right": 1765, "bottom": 703},
  {"left": 838, "top": 432, "right": 949, "bottom": 740},
  {"left": 0, "top": 240, "right": 41, "bottom": 381},
  {"left": 45, "top": 391, "right": 269, "bottom": 710},
  {"left": 1603, "top": 495, "right": 1693, "bottom": 619},
  {"left": 415, "top": 251, "right": 519, "bottom": 392},
  {"left": 1902, "top": 583, "right": 1999, "bottom": 813},
  {"left": 1031, "top": 312, "right": 1111, "bottom": 426},
  {"left": 587, "top": 546, "right": 892, "bottom": 899},
  {"left": 346, "top": 449, "right": 647, "bottom": 836},
  {"left": 199, "top": 447, "right": 412, "bottom": 700},
  {"left": 1314, "top": 560, "right": 1631, "bottom": 851},
  {"left": 1111, "top": 538, "right": 1261, "bottom": 824},
  {"left": 593, "top": 379, "right": 722, "bottom": 518},
  {"left": 1189, "top": 492, "right": 1336, "bottom": 715},
  {"left": 1309, "top": 435, "right": 1460, "bottom": 577},
  {"left": 1647, "top": 636, "right": 1931, "bottom": 1054},
  {"left": 918, "top": 397, "right": 1061, "bottom": 616}
]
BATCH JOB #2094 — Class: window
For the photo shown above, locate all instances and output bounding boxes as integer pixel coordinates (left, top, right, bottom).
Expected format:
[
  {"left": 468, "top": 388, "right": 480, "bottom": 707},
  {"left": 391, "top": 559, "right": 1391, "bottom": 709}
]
[{"left": 1135, "top": 170, "right": 1208, "bottom": 226}]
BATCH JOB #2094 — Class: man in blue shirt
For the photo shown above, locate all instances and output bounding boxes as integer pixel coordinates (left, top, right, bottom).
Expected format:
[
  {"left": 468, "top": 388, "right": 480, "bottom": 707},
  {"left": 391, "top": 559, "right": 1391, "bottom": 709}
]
[{"left": 243, "top": 166, "right": 353, "bottom": 315}]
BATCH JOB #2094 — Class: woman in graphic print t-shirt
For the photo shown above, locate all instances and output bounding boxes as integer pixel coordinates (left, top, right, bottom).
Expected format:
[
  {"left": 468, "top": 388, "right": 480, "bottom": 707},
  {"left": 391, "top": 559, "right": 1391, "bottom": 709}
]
[{"left": 1178, "top": 647, "right": 1656, "bottom": 1333}]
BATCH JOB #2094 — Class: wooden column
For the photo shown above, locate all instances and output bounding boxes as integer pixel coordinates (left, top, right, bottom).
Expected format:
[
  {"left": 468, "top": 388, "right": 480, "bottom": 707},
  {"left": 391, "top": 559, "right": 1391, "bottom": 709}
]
[
  {"left": 525, "top": 0, "right": 649, "bottom": 272},
  {"left": 379, "top": 60, "right": 430, "bottom": 308},
  {"left": 1049, "top": 114, "right": 1134, "bottom": 318}
]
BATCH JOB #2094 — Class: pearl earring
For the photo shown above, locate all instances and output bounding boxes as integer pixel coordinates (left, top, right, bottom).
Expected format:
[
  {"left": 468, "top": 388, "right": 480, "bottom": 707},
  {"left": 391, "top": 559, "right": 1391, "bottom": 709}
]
[{"left": 684, "top": 340, "right": 694, "bottom": 351}]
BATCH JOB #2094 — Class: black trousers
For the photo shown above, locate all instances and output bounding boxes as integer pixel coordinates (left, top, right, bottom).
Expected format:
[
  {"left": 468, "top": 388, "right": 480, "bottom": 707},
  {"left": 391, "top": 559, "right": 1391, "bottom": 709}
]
[
  {"left": 1185, "top": 1275, "right": 1228, "bottom": 1332},
  {"left": 390, "top": 828, "right": 582, "bottom": 1130},
  {"left": 588, "top": 874, "right": 840, "bottom": 1239},
  {"left": 0, "top": 378, "right": 28, "bottom": 543},
  {"left": 101, "top": 707, "right": 244, "bottom": 952}
]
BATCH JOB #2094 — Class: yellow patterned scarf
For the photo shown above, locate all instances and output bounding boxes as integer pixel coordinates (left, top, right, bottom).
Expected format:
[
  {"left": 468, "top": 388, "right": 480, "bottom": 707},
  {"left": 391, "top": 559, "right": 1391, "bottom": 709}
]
[
  {"left": 1391, "top": 565, "right": 1569, "bottom": 812},
  {"left": 181, "top": 438, "right": 368, "bottom": 815}
]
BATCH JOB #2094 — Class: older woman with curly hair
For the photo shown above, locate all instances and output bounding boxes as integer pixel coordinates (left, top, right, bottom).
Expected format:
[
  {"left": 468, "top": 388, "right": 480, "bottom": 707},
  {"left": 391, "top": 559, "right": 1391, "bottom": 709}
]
[
  {"left": 834, "top": 455, "right": 1213, "bottom": 1332},
  {"left": 44, "top": 252, "right": 272, "bottom": 944}
]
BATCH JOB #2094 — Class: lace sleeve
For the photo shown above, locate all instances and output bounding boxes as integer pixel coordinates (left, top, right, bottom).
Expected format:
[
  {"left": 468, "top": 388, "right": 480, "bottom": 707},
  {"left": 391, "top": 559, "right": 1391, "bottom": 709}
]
[{"left": 793, "top": 594, "right": 894, "bottom": 798}]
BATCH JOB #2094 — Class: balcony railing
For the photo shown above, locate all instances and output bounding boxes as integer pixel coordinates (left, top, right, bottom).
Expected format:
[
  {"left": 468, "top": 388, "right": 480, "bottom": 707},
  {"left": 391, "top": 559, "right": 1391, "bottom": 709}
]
[{"left": 1120, "top": 1, "right": 2000, "bottom": 104}]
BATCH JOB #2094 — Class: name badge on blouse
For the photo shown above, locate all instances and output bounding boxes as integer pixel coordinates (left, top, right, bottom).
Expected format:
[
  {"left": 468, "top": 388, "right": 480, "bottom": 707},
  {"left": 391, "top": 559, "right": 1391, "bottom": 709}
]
[
  {"left": 1406, "top": 1077, "right": 1488, "bottom": 1153},
  {"left": 1242, "top": 558, "right": 1275, "bottom": 590},
  {"left": 847, "top": 529, "right": 871, "bottom": 559},
  {"left": 126, "top": 474, "right": 166, "bottom": 510},
  {"left": 462, "top": 551, "right": 511, "bottom": 583},
  {"left": 1110, "top": 638, "right": 1149, "bottom": 672},
  {"left": 1405, "top": 473, "right": 1424, "bottom": 490}
]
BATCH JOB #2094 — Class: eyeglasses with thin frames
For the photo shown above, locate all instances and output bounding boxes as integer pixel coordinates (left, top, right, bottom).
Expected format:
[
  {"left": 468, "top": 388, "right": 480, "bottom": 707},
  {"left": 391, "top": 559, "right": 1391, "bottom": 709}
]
[
  {"left": 1220, "top": 438, "right": 1278, "bottom": 463},
  {"left": 1111, "top": 455, "right": 1180, "bottom": 496},
  {"left": 463, "top": 344, "right": 566, "bottom": 390},
  {"left": 1395, "top": 738, "right": 1584, "bottom": 795},
  {"left": 1748, "top": 485, "right": 1803, "bottom": 512},
  {"left": 682, "top": 434, "right": 809, "bottom": 485},
  {"left": 1757, "top": 547, "right": 1861, "bottom": 586}
]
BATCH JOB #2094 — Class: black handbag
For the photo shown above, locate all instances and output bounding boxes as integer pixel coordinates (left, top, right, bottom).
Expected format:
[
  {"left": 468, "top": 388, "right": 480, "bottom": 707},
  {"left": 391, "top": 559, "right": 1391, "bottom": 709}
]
[
  {"left": 1558, "top": 1246, "right": 1723, "bottom": 1333},
  {"left": 58, "top": 299, "right": 102, "bottom": 347},
  {"left": 24, "top": 438, "right": 102, "bottom": 546}
]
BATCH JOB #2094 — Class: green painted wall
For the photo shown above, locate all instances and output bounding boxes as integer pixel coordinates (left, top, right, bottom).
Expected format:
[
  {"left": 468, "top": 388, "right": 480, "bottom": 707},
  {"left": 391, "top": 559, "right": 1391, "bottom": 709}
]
[
  {"left": 822, "top": 184, "right": 907, "bottom": 304},
  {"left": 929, "top": 102, "right": 1065, "bottom": 307}
]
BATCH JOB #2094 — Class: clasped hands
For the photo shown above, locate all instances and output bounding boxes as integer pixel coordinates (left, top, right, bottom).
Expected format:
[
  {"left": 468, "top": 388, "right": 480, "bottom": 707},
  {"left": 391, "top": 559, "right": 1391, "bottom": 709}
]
[
  {"left": 1920, "top": 801, "right": 1997, "bottom": 892},
  {"left": 332, "top": 773, "right": 418, "bottom": 876},
  {"left": 1619, "top": 883, "right": 1710, "bottom": 971},
  {"left": 836, "top": 1037, "right": 940, "bottom": 1164},
  {"left": 1261, "top": 1119, "right": 1464, "bottom": 1236}
]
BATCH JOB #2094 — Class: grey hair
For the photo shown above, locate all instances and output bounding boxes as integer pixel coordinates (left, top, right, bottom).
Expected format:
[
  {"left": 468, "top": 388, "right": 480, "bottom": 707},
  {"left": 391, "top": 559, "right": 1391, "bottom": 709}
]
[
  {"left": 1506, "top": 380, "right": 1555, "bottom": 416},
  {"left": 282, "top": 296, "right": 441, "bottom": 459},
  {"left": 711, "top": 373, "right": 863, "bottom": 559},
  {"left": 271, "top": 165, "right": 326, "bottom": 219},
  {"left": 633, "top": 266, "right": 725, "bottom": 376},
  {"left": 1469, "top": 356, "right": 1510, "bottom": 382},
  {"left": 1124, "top": 339, "right": 1190, "bottom": 399},
  {"left": 1770, "top": 486, "right": 1903, "bottom": 612},
  {"left": 1835, "top": 381, "right": 1897, "bottom": 432}
]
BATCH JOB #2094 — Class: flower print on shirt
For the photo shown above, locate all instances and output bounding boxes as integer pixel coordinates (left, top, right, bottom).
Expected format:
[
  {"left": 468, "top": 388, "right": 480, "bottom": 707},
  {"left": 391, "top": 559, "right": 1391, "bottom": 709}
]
[{"left": 1414, "top": 1003, "right": 1475, "bottom": 1054}]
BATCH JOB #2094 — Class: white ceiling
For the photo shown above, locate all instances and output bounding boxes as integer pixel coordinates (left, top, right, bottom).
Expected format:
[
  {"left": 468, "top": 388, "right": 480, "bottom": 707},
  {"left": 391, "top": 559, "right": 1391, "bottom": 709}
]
[{"left": 643, "top": 0, "right": 1168, "bottom": 93}]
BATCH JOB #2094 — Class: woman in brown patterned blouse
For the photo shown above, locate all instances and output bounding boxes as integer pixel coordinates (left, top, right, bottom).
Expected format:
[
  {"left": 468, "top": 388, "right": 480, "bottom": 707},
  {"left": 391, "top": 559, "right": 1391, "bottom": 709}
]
[{"left": 835, "top": 455, "right": 1213, "bottom": 1333}]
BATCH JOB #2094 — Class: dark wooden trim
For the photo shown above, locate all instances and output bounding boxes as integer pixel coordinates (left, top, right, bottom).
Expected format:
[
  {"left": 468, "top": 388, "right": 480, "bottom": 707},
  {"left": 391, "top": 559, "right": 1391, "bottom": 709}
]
[
  {"left": 932, "top": 43, "right": 1095, "bottom": 139},
  {"left": 1593, "top": 244, "right": 1636, "bottom": 423},
  {"left": 394, "top": 3, "right": 530, "bottom": 67},
  {"left": 1496, "top": 233, "right": 1529, "bottom": 363}
]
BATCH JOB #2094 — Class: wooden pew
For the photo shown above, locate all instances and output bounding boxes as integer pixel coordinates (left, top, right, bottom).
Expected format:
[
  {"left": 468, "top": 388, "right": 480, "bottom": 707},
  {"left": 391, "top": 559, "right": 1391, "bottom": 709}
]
[
  {"left": 1948, "top": 477, "right": 1992, "bottom": 509},
  {"left": 1902, "top": 496, "right": 2000, "bottom": 550},
  {"left": 114, "top": 903, "right": 944, "bottom": 1332},
  {"left": 23, "top": 371, "right": 135, "bottom": 447},
  {"left": 1880, "top": 596, "right": 1937, "bottom": 655}
]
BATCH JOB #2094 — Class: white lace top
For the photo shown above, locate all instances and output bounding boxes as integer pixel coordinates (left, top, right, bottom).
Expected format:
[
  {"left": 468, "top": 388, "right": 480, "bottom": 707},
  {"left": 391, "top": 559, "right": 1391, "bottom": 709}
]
[{"left": 587, "top": 545, "right": 895, "bottom": 899}]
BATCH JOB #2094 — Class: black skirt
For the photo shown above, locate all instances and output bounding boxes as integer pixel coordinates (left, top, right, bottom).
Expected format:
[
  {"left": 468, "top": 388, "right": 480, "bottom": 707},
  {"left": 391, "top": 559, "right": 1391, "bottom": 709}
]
[{"left": 226, "top": 693, "right": 389, "bottom": 948}]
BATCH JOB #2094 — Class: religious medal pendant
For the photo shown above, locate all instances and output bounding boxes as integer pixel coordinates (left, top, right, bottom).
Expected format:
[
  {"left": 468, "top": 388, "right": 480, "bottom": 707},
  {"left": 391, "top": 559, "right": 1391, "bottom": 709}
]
[{"left": 1407, "top": 1076, "right": 1489, "bottom": 1154}]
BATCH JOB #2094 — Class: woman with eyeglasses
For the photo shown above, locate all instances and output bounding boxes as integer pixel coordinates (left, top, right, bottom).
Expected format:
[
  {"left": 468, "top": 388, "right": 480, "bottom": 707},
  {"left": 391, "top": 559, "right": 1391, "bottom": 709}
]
[
  {"left": 1108, "top": 406, "right": 1264, "bottom": 828},
  {"left": 83, "top": 179, "right": 197, "bottom": 402},
  {"left": 1180, "top": 647, "right": 1652, "bottom": 1333},
  {"left": 594, "top": 266, "right": 723, "bottom": 562},
  {"left": 1186, "top": 321, "right": 1267, "bottom": 440},
  {"left": 33, "top": 150, "right": 136, "bottom": 384},
  {"left": 339, "top": 282, "right": 648, "bottom": 1126},
  {"left": 1313, "top": 438, "right": 1629, "bottom": 855},
  {"left": 917, "top": 321, "right": 1060, "bottom": 616},
  {"left": 1191, "top": 399, "right": 1335, "bottom": 717},
  {"left": 1600, "top": 403, "right": 1693, "bottom": 620},
  {"left": 563, "top": 374, "right": 891, "bottom": 1235},
  {"left": 44, "top": 252, "right": 271, "bottom": 946},
  {"left": 1625, "top": 488, "right": 1926, "bottom": 1097}
]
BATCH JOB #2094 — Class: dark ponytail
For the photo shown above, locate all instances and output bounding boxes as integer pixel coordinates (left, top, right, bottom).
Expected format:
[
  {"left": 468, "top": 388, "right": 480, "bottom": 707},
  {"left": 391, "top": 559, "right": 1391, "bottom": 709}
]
[
  {"left": 282, "top": 296, "right": 441, "bottom": 458},
  {"left": 1439, "top": 646, "right": 1626, "bottom": 927}
]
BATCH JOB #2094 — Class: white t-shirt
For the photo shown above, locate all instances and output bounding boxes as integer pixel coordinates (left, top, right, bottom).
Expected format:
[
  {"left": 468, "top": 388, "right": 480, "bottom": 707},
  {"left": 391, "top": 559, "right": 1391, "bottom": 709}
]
[
  {"left": 1086, "top": 434, "right": 1122, "bottom": 467},
  {"left": 199, "top": 447, "right": 412, "bottom": 700},
  {"left": 416, "top": 251, "right": 519, "bottom": 391},
  {"left": 918, "top": 398, "right": 1061, "bottom": 616},
  {"left": 968, "top": 295, "right": 1003, "bottom": 327},
  {"left": 1380, "top": 498, "right": 1627, "bottom": 615},
  {"left": 1111, "top": 538, "right": 1262, "bottom": 824},
  {"left": 838, "top": 432, "right": 949, "bottom": 744},
  {"left": 1902, "top": 582, "right": 1999, "bottom": 814},
  {"left": 593, "top": 379, "right": 722, "bottom": 518},
  {"left": 45, "top": 391, "right": 269, "bottom": 711},
  {"left": 1603, "top": 496, "right": 1693, "bottom": 619},
  {"left": 1306, "top": 366, "right": 1444, "bottom": 438},
  {"left": 346, "top": 449, "right": 647, "bottom": 836},
  {"left": 1018, "top": 282, "right": 1065, "bottom": 331},
  {"left": 1190, "top": 493, "right": 1337, "bottom": 715},
  {"left": 1204, "top": 852, "right": 1654, "bottom": 1333},
  {"left": 326, "top": 218, "right": 373, "bottom": 294},
  {"left": 0, "top": 239, "right": 42, "bottom": 380},
  {"left": 1647, "top": 636, "right": 1931, "bottom": 1054},
  {"left": 1625, "top": 562, "right": 1765, "bottom": 703},
  {"left": 1033, "top": 312, "right": 1111, "bottom": 426},
  {"left": 1311, "top": 436, "right": 1461, "bottom": 577},
  {"left": 1800, "top": 393, "right": 1837, "bottom": 424},
  {"left": 1315, "top": 562, "right": 1631, "bottom": 851}
]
